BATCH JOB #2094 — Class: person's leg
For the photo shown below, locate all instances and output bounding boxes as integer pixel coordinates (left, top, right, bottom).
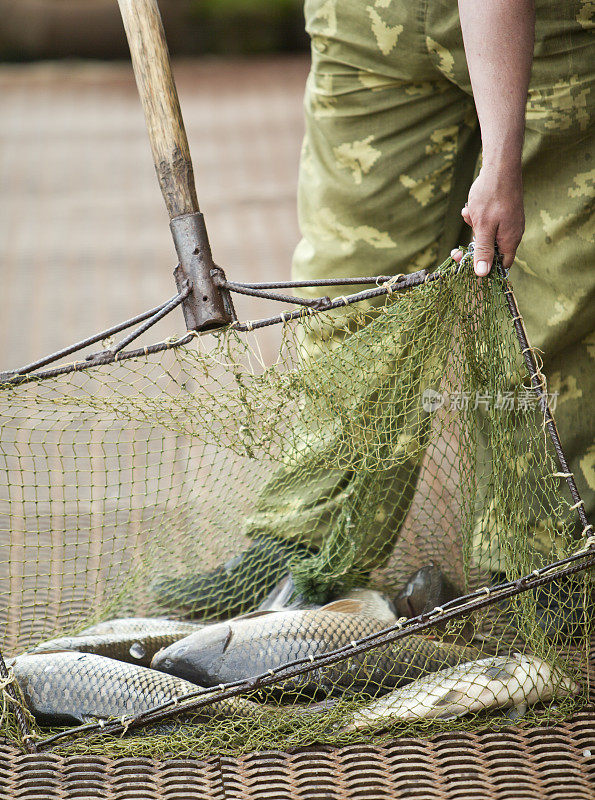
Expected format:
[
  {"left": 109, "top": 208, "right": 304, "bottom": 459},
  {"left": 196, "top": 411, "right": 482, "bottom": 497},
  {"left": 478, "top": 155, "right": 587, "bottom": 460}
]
[
  {"left": 293, "top": 0, "right": 478, "bottom": 299},
  {"left": 425, "top": 0, "right": 594, "bottom": 578},
  {"left": 511, "top": 1, "right": 594, "bottom": 553},
  {"left": 157, "top": 2, "right": 593, "bottom": 619},
  {"left": 247, "top": 0, "right": 481, "bottom": 599}
]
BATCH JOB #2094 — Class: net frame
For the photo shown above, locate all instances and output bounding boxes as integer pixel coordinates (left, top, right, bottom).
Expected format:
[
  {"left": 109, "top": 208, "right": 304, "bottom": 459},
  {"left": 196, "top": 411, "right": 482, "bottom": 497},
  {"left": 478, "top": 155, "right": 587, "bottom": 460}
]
[{"left": 1, "top": 249, "right": 593, "bottom": 754}]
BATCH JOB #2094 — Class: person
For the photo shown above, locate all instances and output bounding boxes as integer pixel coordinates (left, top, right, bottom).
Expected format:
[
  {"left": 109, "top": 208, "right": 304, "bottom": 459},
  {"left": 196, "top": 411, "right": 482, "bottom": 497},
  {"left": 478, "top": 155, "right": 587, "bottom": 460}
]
[{"left": 154, "top": 0, "right": 594, "bottom": 617}]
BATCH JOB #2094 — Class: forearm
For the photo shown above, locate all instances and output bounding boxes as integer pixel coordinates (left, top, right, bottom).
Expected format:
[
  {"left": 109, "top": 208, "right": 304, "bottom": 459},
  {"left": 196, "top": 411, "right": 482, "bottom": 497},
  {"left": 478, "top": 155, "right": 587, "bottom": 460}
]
[
  {"left": 456, "top": 0, "right": 535, "bottom": 275},
  {"left": 459, "top": 0, "right": 535, "bottom": 171}
]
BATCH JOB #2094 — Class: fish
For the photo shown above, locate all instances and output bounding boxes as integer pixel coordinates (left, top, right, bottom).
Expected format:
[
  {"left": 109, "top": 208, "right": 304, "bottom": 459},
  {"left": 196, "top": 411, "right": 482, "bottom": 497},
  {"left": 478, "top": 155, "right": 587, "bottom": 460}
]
[
  {"left": 342, "top": 653, "right": 579, "bottom": 730},
  {"left": 326, "top": 634, "right": 479, "bottom": 696},
  {"left": 533, "top": 579, "right": 589, "bottom": 644},
  {"left": 395, "top": 564, "right": 461, "bottom": 619},
  {"left": 78, "top": 617, "right": 203, "bottom": 637},
  {"left": 9, "top": 651, "right": 265, "bottom": 726},
  {"left": 151, "top": 602, "right": 477, "bottom": 699},
  {"left": 27, "top": 630, "right": 203, "bottom": 668},
  {"left": 54, "top": 617, "right": 207, "bottom": 665}
]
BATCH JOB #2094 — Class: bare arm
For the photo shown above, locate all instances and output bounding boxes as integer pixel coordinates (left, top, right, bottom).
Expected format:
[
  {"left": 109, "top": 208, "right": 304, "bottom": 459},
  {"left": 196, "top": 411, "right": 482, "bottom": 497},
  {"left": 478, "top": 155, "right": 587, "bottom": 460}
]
[{"left": 455, "top": 0, "right": 535, "bottom": 276}]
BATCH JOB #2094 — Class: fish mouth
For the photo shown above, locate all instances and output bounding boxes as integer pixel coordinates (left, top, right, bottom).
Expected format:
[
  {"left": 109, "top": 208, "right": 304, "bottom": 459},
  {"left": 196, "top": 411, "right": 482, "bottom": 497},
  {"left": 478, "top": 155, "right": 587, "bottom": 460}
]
[
  {"left": 151, "top": 649, "right": 212, "bottom": 687},
  {"left": 153, "top": 656, "right": 175, "bottom": 672}
]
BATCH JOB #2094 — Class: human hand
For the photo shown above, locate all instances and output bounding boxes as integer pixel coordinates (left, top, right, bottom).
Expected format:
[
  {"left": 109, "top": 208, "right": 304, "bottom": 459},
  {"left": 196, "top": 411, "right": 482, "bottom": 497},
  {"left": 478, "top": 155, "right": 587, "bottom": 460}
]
[{"left": 454, "top": 164, "right": 525, "bottom": 276}]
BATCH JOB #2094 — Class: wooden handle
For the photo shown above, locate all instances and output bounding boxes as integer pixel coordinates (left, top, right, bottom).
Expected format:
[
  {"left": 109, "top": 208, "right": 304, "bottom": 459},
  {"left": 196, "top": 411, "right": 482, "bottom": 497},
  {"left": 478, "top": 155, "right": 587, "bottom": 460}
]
[{"left": 118, "top": 0, "right": 199, "bottom": 218}]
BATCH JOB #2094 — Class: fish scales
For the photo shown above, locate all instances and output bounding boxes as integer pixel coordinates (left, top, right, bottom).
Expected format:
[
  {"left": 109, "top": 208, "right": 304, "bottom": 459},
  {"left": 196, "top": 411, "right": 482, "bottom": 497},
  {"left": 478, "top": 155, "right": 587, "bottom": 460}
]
[
  {"left": 258, "top": 578, "right": 397, "bottom": 624},
  {"left": 152, "top": 609, "right": 384, "bottom": 698},
  {"left": 324, "top": 636, "right": 480, "bottom": 694},
  {"left": 79, "top": 618, "right": 203, "bottom": 636}
]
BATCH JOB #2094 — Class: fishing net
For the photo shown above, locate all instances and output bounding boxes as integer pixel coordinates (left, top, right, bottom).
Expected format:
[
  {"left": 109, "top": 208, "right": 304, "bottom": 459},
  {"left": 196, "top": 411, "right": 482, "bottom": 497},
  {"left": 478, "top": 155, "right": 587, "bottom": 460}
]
[{"left": 0, "top": 254, "right": 593, "bottom": 757}]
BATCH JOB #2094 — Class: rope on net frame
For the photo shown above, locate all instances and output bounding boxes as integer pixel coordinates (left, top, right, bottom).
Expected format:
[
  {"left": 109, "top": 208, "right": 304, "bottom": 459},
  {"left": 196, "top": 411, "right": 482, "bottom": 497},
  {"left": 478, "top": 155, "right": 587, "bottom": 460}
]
[
  {"left": 0, "top": 242, "right": 593, "bottom": 752},
  {"left": 1, "top": 0, "right": 592, "bottom": 753},
  {"left": 0, "top": 268, "right": 432, "bottom": 385}
]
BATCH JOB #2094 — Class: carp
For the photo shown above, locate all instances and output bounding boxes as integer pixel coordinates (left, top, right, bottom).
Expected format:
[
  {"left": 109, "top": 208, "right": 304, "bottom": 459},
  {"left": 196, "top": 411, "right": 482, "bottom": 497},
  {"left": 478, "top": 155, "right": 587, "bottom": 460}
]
[
  {"left": 259, "top": 577, "right": 397, "bottom": 625},
  {"left": 27, "top": 620, "right": 205, "bottom": 667},
  {"left": 10, "top": 651, "right": 261, "bottom": 725},
  {"left": 395, "top": 564, "right": 461, "bottom": 619},
  {"left": 151, "top": 602, "right": 477, "bottom": 699},
  {"left": 342, "top": 653, "right": 579, "bottom": 730}
]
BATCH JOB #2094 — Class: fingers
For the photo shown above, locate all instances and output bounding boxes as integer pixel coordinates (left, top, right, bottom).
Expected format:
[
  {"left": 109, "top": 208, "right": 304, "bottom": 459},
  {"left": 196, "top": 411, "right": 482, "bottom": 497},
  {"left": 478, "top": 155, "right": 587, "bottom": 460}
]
[
  {"left": 460, "top": 177, "right": 525, "bottom": 275},
  {"left": 461, "top": 208, "right": 519, "bottom": 276},
  {"left": 499, "top": 249, "right": 516, "bottom": 270},
  {"left": 460, "top": 205, "right": 494, "bottom": 276},
  {"left": 452, "top": 239, "right": 517, "bottom": 274},
  {"left": 472, "top": 229, "right": 496, "bottom": 277}
]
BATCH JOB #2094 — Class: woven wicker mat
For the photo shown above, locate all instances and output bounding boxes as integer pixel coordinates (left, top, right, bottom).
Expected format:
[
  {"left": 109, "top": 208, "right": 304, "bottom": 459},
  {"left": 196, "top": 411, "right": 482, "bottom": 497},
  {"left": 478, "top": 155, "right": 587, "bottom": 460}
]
[{"left": 2, "top": 710, "right": 594, "bottom": 800}]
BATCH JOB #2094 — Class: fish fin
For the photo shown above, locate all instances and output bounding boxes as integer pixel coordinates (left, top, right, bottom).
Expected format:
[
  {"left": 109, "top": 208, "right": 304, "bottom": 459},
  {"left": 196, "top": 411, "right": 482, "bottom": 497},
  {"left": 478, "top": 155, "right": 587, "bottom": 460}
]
[
  {"left": 506, "top": 703, "right": 527, "bottom": 720},
  {"left": 484, "top": 665, "right": 515, "bottom": 681},
  {"left": 320, "top": 599, "right": 363, "bottom": 614},
  {"left": 433, "top": 689, "right": 464, "bottom": 708}
]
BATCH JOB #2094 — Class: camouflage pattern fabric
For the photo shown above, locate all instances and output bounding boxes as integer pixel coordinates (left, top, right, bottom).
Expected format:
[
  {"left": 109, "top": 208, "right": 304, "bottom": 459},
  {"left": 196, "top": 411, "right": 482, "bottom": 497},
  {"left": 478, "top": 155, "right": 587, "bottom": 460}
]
[{"left": 248, "top": 0, "right": 594, "bottom": 574}]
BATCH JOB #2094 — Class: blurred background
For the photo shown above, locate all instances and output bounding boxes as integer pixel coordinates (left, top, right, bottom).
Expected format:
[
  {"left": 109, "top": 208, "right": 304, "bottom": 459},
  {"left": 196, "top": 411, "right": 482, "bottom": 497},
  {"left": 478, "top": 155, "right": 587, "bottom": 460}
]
[
  {"left": 0, "top": 0, "right": 307, "bottom": 60},
  {"left": 0, "top": 1, "right": 309, "bottom": 371}
]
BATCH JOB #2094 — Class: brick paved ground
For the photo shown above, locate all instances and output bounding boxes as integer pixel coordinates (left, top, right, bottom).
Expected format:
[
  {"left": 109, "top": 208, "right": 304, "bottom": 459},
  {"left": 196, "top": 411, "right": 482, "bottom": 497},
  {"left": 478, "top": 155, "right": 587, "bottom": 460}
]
[{"left": 0, "top": 56, "right": 309, "bottom": 370}]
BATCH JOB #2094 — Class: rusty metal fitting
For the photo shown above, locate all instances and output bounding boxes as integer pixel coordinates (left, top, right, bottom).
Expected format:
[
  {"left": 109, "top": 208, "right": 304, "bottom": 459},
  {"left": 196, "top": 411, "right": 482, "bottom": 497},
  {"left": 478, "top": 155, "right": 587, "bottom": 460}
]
[{"left": 171, "top": 212, "right": 234, "bottom": 331}]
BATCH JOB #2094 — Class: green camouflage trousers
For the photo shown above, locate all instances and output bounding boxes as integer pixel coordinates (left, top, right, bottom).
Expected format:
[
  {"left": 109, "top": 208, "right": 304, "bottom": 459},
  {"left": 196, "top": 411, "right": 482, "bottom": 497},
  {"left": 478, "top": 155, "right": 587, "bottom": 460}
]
[{"left": 246, "top": 0, "right": 594, "bottom": 575}]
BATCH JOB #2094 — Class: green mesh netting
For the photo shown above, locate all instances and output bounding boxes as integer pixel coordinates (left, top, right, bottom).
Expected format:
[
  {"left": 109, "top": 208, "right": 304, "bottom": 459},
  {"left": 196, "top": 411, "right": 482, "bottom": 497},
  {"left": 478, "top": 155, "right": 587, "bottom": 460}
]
[{"left": 0, "top": 257, "right": 593, "bottom": 757}]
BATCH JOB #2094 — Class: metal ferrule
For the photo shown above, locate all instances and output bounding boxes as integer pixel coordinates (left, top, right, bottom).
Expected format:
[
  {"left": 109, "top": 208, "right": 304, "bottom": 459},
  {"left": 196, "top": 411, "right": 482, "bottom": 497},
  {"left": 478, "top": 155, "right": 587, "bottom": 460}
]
[{"left": 170, "top": 212, "right": 233, "bottom": 331}]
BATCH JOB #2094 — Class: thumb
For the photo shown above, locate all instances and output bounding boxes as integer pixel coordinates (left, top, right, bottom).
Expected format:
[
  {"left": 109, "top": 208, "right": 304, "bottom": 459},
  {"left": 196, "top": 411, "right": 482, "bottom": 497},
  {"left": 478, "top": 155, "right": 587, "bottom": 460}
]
[{"left": 472, "top": 227, "right": 496, "bottom": 277}]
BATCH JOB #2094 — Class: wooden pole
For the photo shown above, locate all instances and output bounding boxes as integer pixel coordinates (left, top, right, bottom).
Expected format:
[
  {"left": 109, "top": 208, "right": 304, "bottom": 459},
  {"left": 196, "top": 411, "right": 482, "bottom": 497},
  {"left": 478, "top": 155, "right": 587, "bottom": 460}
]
[
  {"left": 118, "top": 0, "right": 232, "bottom": 330},
  {"left": 118, "top": 0, "right": 198, "bottom": 218}
]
